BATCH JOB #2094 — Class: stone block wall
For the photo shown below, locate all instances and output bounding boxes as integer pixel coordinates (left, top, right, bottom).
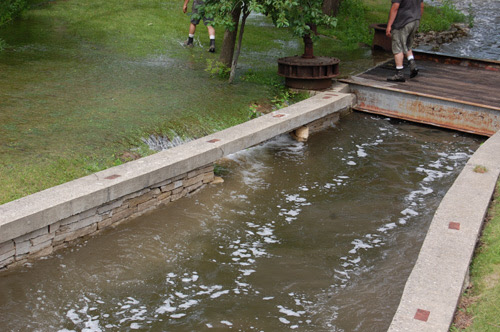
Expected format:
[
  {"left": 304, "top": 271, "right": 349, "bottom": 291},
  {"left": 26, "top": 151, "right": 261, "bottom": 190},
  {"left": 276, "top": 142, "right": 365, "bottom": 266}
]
[{"left": 0, "top": 164, "right": 214, "bottom": 270}]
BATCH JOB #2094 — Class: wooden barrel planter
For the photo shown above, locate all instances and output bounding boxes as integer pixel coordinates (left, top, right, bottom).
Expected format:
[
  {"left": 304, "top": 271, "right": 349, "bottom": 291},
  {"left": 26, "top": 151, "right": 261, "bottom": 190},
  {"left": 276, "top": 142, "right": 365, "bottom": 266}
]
[{"left": 370, "top": 23, "right": 392, "bottom": 52}]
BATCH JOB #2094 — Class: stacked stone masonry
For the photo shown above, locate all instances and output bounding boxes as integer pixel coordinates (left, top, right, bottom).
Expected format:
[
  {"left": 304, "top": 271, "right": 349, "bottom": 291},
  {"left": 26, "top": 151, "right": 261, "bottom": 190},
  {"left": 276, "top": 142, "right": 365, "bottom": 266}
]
[{"left": 0, "top": 164, "right": 215, "bottom": 270}]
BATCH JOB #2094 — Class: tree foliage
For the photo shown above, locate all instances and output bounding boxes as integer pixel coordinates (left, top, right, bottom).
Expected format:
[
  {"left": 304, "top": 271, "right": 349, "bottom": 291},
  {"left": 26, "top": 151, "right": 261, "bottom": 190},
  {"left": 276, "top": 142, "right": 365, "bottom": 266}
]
[
  {"left": 195, "top": 0, "right": 337, "bottom": 81},
  {"left": 0, "top": 0, "right": 28, "bottom": 28},
  {"left": 200, "top": 0, "right": 337, "bottom": 38}
]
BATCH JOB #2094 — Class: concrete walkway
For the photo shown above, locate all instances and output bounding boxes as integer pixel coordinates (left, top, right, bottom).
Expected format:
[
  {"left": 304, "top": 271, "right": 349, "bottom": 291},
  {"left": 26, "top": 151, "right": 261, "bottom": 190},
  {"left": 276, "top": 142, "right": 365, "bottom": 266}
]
[{"left": 388, "top": 129, "right": 500, "bottom": 331}]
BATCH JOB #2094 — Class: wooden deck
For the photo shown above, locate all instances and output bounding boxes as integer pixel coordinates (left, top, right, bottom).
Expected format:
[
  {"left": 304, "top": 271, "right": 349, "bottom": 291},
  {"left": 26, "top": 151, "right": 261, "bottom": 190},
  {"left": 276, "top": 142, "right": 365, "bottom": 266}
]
[{"left": 341, "top": 51, "right": 500, "bottom": 136}]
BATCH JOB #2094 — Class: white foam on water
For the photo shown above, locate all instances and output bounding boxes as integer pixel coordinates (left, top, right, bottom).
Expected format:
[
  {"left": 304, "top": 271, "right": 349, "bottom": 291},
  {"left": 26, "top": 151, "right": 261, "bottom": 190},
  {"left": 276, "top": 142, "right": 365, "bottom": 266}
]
[
  {"left": 81, "top": 318, "right": 102, "bottom": 332},
  {"left": 156, "top": 299, "right": 177, "bottom": 314},
  {"left": 178, "top": 299, "right": 199, "bottom": 309},
  {"left": 221, "top": 320, "right": 233, "bottom": 326},
  {"left": 348, "top": 239, "right": 374, "bottom": 254},
  {"left": 210, "top": 290, "right": 230, "bottom": 299},
  {"left": 285, "top": 194, "right": 307, "bottom": 203},
  {"left": 277, "top": 305, "right": 306, "bottom": 317},
  {"left": 239, "top": 269, "right": 256, "bottom": 276},
  {"left": 171, "top": 313, "right": 186, "bottom": 319},
  {"left": 66, "top": 309, "right": 82, "bottom": 325},
  {"left": 279, "top": 317, "right": 291, "bottom": 324},
  {"left": 356, "top": 145, "right": 367, "bottom": 157}
]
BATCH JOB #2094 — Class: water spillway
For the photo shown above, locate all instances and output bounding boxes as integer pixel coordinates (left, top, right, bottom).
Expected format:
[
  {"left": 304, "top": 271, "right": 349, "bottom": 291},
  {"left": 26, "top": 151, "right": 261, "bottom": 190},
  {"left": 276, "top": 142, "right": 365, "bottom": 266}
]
[{"left": 0, "top": 112, "right": 483, "bottom": 331}]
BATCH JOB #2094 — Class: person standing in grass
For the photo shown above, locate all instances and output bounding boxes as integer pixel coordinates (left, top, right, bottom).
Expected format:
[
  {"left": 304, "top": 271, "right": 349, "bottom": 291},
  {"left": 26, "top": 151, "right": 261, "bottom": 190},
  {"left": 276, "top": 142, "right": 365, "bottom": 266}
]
[
  {"left": 386, "top": 0, "right": 424, "bottom": 82},
  {"left": 183, "top": 0, "right": 216, "bottom": 52}
]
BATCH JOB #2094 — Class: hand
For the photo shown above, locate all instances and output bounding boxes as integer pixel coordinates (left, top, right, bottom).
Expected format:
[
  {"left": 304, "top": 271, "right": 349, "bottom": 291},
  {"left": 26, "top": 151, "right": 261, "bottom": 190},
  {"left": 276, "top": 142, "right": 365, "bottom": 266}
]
[
  {"left": 386, "top": 26, "right": 391, "bottom": 37},
  {"left": 183, "top": 4, "right": 188, "bottom": 13}
]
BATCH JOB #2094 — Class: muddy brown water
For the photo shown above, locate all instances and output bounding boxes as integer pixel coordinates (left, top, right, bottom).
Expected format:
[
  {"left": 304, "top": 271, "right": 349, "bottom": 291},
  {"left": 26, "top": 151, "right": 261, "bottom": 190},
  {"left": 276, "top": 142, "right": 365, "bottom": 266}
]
[{"left": 0, "top": 113, "right": 483, "bottom": 331}]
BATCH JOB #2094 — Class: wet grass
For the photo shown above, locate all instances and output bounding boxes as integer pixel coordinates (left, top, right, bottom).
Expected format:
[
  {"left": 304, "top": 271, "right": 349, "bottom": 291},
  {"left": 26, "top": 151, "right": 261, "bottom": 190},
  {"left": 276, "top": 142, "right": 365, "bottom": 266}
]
[
  {"left": 0, "top": 0, "right": 470, "bottom": 204},
  {"left": 0, "top": 0, "right": 317, "bottom": 204},
  {"left": 451, "top": 180, "right": 500, "bottom": 332}
]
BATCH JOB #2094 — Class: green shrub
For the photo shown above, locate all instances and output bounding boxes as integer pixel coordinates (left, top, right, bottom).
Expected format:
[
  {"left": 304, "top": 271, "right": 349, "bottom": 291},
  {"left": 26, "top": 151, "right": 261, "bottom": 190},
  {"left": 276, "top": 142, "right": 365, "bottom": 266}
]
[
  {"left": 0, "top": 0, "right": 28, "bottom": 50},
  {"left": 0, "top": 0, "right": 28, "bottom": 27},
  {"left": 334, "top": 0, "right": 372, "bottom": 47},
  {"left": 205, "top": 59, "right": 231, "bottom": 79},
  {"left": 420, "top": 0, "right": 467, "bottom": 32}
]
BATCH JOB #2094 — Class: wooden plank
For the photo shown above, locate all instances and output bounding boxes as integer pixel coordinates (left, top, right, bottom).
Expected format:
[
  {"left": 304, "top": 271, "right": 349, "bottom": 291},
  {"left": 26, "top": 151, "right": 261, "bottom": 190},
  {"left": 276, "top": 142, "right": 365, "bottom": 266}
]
[{"left": 355, "top": 57, "right": 500, "bottom": 108}]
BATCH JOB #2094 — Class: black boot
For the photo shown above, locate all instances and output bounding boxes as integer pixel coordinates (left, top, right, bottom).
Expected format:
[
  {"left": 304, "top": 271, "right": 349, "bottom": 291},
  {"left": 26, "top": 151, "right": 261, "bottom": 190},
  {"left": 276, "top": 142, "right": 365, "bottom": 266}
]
[
  {"left": 184, "top": 37, "right": 194, "bottom": 47},
  {"left": 387, "top": 69, "right": 405, "bottom": 82},
  {"left": 208, "top": 39, "right": 215, "bottom": 53},
  {"left": 409, "top": 59, "right": 419, "bottom": 78}
]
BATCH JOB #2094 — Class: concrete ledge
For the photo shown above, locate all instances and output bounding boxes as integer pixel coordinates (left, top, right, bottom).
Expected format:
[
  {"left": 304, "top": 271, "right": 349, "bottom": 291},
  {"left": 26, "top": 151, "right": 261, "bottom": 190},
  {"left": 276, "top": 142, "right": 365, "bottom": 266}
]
[
  {"left": 0, "top": 87, "right": 354, "bottom": 268},
  {"left": 388, "top": 129, "right": 500, "bottom": 331}
]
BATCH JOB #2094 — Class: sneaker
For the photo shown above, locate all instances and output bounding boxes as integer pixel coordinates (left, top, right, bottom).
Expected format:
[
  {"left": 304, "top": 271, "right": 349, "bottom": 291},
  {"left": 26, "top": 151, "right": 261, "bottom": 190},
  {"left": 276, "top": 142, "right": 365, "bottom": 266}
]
[
  {"left": 387, "top": 70, "right": 405, "bottom": 82},
  {"left": 409, "top": 59, "right": 419, "bottom": 78},
  {"left": 184, "top": 37, "right": 194, "bottom": 47}
]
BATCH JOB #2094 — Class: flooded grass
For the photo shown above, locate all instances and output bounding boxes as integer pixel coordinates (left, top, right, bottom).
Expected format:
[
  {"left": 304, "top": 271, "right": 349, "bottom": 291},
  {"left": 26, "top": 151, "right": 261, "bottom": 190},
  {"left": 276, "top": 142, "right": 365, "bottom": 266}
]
[
  {"left": 0, "top": 0, "right": 472, "bottom": 204},
  {"left": 0, "top": 0, "right": 309, "bottom": 204}
]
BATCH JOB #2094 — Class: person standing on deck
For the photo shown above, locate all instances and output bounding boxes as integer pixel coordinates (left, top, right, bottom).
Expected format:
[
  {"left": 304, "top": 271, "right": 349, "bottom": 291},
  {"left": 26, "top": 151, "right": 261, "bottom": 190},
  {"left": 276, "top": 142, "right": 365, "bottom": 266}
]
[
  {"left": 386, "top": 0, "right": 424, "bottom": 82},
  {"left": 183, "top": 0, "right": 216, "bottom": 52}
]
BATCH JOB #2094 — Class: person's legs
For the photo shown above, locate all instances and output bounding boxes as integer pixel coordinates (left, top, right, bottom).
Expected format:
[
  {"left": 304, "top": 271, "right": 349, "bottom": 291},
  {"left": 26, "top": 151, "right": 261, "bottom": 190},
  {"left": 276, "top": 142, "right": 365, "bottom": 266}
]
[
  {"left": 405, "top": 20, "right": 420, "bottom": 78},
  {"left": 388, "top": 51, "right": 405, "bottom": 82},
  {"left": 189, "top": 23, "right": 197, "bottom": 35},
  {"left": 387, "top": 20, "right": 420, "bottom": 82},
  {"left": 185, "top": 1, "right": 202, "bottom": 47},
  {"left": 394, "top": 52, "right": 404, "bottom": 68},
  {"left": 207, "top": 25, "right": 215, "bottom": 52},
  {"left": 184, "top": 23, "right": 197, "bottom": 47}
]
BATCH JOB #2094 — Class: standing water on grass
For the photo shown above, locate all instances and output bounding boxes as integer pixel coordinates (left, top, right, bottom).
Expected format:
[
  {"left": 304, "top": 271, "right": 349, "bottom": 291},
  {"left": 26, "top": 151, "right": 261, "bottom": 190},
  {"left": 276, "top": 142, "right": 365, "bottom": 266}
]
[{"left": 0, "top": 112, "right": 483, "bottom": 331}]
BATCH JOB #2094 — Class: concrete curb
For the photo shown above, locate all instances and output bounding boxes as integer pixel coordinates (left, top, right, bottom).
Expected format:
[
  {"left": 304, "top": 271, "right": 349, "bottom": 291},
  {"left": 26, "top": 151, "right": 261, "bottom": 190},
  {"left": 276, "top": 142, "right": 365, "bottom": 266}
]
[
  {"left": 388, "top": 129, "right": 500, "bottom": 331},
  {"left": 0, "top": 87, "right": 353, "bottom": 248}
]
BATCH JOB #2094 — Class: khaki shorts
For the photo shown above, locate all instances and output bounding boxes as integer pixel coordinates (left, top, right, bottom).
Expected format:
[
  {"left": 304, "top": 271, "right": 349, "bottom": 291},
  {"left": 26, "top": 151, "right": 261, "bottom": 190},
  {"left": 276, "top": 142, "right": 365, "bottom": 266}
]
[{"left": 392, "top": 20, "right": 420, "bottom": 54}]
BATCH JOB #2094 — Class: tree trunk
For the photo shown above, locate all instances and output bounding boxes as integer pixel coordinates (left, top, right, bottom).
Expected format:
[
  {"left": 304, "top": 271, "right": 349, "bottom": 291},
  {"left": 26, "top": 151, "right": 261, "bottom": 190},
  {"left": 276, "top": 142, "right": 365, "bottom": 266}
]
[
  {"left": 322, "top": 0, "right": 342, "bottom": 16},
  {"left": 302, "top": 24, "right": 317, "bottom": 59},
  {"left": 302, "top": 34, "right": 314, "bottom": 59},
  {"left": 219, "top": 6, "right": 242, "bottom": 68},
  {"left": 228, "top": 7, "right": 250, "bottom": 83}
]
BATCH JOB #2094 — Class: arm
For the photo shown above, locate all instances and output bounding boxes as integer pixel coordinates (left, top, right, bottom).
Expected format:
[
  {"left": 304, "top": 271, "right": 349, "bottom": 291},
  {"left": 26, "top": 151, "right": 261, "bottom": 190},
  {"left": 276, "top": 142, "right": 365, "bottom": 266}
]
[
  {"left": 183, "top": 0, "right": 190, "bottom": 14},
  {"left": 386, "top": 2, "right": 400, "bottom": 37},
  {"left": 420, "top": 1, "right": 424, "bottom": 17}
]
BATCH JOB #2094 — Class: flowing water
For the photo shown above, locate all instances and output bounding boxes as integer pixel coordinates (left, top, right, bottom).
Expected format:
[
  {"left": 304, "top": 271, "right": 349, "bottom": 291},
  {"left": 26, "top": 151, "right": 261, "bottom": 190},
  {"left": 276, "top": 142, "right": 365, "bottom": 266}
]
[
  {"left": 422, "top": 0, "right": 500, "bottom": 60},
  {"left": 1, "top": 1, "right": 496, "bottom": 331},
  {"left": 0, "top": 113, "right": 483, "bottom": 331}
]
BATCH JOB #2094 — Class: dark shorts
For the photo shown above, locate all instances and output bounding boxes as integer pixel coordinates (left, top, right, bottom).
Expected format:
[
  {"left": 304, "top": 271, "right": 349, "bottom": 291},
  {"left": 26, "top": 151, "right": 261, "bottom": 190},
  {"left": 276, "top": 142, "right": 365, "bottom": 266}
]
[
  {"left": 392, "top": 20, "right": 419, "bottom": 54},
  {"left": 190, "top": 0, "right": 213, "bottom": 26}
]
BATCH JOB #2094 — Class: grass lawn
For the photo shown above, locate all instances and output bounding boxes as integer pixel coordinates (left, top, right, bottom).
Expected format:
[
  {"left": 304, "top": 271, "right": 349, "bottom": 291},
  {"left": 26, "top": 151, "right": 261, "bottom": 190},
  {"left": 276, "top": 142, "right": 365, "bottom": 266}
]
[
  {"left": 0, "top": 0, "right": 470, "bottom": 204},
  {"left": 0, "top": 0, "right": 305, "bottom": 204},
  {"left": 452, "top": 179, "right": 500, "bottom": 331}
]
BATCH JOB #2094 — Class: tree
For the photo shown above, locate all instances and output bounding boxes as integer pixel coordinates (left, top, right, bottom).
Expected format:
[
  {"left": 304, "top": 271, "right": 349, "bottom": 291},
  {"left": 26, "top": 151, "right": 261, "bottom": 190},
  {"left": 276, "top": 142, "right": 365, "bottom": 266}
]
[
  {"left": 260, "top": 0, "right": 337, "bottom": 59},
  {"left": 0, "top": 0, "right": 28, "bottom": 28},
  {"left": 202, "top": 0, "right": 337, "bottom": 81},
  {"left": 219, "top": 5, "right": 241, "bottom": 68},
  {"left": 322, "top": 0, "right": 343, "bottom": 17}
]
